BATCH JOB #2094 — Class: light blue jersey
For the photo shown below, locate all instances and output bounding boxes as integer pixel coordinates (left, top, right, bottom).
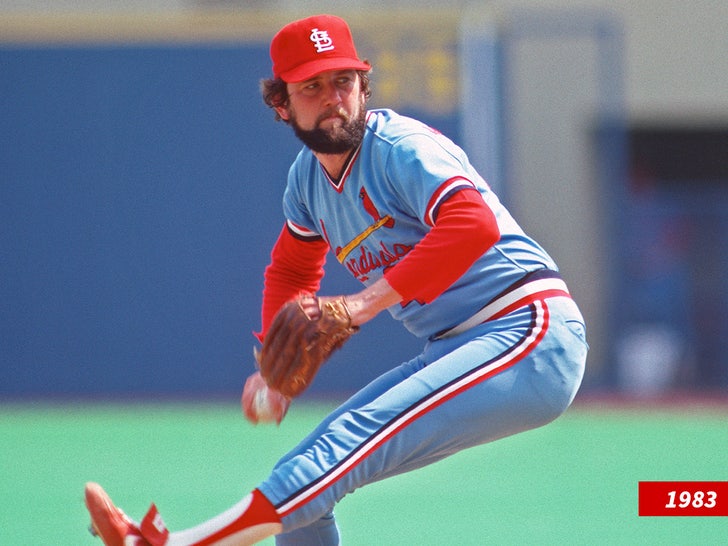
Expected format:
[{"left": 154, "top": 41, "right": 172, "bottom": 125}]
[{"left": 283, "top": 109, "right": 558, "bottom": 338}]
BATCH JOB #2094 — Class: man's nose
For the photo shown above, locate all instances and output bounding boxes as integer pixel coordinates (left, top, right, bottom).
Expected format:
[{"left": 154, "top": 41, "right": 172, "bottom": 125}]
[{"left": 322, "top": 82, "right": 343, "bottom": 105}]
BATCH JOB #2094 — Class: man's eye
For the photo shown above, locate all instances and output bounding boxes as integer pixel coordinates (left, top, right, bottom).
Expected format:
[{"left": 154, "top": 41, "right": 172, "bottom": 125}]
[{"left": 297, "top": 83, "right": 320, "bottom": 96}]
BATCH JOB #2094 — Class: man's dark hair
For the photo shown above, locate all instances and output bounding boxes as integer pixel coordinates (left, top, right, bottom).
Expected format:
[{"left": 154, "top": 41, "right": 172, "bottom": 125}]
[{"left": 260, "top": 69, "right": 372, "bottom": 123}]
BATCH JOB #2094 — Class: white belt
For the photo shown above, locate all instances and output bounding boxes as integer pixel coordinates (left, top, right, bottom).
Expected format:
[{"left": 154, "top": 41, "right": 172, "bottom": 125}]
[{"left": 435, "top": 275, "right": 571, "bottom": 339}]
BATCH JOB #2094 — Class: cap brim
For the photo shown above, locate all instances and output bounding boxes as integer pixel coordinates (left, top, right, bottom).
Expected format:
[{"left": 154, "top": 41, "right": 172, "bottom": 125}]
[{"left": 280, "top": 57, "right": 370, "bottom": 83}]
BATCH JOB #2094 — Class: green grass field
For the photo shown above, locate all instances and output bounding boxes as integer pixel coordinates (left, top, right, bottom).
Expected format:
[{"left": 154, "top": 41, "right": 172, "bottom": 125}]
[{"left": 1, "top": 400, "right": 726, "bottom": 545}]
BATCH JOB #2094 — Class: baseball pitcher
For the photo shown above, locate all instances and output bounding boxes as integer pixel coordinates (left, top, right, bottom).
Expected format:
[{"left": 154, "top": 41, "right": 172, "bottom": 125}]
[{"left": 85, "top": 14, "right": 588, "bottom": 546}]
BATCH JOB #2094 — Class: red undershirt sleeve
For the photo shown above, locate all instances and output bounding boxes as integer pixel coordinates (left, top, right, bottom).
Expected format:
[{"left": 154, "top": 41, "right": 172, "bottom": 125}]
[
  {"left": 255, "top": 225, "right": 328, "bottom": 342},
  {"left": 384, "top": 187, "right": 500, "bottom": 305}
]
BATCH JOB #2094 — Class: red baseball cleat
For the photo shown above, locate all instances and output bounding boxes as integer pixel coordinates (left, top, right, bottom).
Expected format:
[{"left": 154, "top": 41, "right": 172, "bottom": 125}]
[{"left": 85, "top": 482, "right": 169, "bottom": 546}]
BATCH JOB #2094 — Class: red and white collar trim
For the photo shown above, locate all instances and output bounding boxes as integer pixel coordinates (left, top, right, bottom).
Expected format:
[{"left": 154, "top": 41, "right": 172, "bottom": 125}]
[{"left": 320, "top": 143, "right": 362, "bottom": 193}]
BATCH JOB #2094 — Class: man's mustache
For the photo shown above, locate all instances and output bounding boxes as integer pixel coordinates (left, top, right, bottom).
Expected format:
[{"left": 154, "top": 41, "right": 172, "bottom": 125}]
[{"left": 316, "top": 108, "right": 349, "bottom": 125}]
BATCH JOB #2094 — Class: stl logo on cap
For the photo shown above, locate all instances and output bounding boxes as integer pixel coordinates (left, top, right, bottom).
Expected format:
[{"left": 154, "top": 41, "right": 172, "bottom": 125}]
[{"left": 310, "top": 28, "right": 335, "bottom": 53}]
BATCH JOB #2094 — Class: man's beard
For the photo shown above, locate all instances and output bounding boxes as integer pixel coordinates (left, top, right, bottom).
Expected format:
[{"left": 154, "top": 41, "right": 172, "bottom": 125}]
[{"left": 290, "top": 107, "right": 367, "bottom": 154}]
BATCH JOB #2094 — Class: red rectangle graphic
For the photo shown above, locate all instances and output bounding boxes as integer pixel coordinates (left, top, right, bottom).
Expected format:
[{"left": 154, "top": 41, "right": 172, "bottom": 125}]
[{"left": 639, "top": 481, "right": 728, "bottom": 516}]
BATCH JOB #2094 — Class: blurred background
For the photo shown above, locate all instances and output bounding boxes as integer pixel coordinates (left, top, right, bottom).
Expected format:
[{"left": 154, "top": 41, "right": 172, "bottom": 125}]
[{"left": 2, "top": 0, "right": 728, "bottom": 402}]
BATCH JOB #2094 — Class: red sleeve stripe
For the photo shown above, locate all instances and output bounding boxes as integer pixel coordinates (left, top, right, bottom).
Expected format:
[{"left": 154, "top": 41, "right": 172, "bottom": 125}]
[
  {"left": 384, "top": 187, "right": 499, "bottom": 304},
  {"left": 256, "top": 224, "right": 328, "bottom": 342},
  {"left": 425, "top": 177, "right": 477, "bottom": 227},
  {"left": 286, "top": 219, "right": 323, "bottom": 241}
]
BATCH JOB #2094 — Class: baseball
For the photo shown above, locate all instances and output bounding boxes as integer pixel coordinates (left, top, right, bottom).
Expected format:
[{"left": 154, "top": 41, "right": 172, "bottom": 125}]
[{"left": 242, "top": 372, "right": 289, "bottom": 425}]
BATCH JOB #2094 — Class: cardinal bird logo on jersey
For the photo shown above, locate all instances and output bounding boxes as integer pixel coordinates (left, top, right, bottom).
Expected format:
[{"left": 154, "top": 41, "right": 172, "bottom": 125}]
[
  {"left": 334, "top": 186, "right": 410, "bottom": 280},
  {"left": 359, "top": 186, "right": 395, "bottom": 228}
]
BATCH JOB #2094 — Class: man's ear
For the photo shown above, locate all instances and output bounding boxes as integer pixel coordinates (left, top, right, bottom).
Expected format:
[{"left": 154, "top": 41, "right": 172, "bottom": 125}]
[{"left": 275, "top": 105, "right": 290, "bottom": 122}]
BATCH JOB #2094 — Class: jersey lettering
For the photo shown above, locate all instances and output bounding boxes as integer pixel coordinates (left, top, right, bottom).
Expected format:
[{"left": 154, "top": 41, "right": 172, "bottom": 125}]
[{"left": 342, "top": 241, "right": 413, "bottom": 281}]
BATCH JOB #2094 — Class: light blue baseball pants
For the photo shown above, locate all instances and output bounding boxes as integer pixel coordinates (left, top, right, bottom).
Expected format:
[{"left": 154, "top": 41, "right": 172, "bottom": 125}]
[{"left": 258, "top": 295, "right": 588, "bottom": 545}]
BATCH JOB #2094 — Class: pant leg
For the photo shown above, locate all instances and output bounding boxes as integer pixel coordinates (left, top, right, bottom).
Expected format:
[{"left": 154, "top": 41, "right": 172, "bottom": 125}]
[
  {"left": 261, "top": 297, "right": 587, "bottom": 534},
  {"left": 275, "top": 511, "right": 339, "bottom": 546},
  {"left": 269, "top": 355, "right": 426, "bottom": 473},
  {"left": 268, "top": 356, "right": 427, "bottom": 546}
]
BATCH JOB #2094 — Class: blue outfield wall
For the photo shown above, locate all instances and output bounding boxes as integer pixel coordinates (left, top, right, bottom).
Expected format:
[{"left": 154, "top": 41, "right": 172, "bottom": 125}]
[{"left": 0, "top": 43, "right": 455, "bottom": 399}]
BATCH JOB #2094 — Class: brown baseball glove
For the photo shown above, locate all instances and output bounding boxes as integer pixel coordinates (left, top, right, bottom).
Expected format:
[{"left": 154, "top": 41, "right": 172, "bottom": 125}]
[{"left": 257, "top": 294, "right": 359, "bottom": 398}]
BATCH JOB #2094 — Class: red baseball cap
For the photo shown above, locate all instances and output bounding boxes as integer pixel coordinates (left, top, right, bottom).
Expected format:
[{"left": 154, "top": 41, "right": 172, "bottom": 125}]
[{"left": 270, "top": 14, "right": 370, "bottom": 83}]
